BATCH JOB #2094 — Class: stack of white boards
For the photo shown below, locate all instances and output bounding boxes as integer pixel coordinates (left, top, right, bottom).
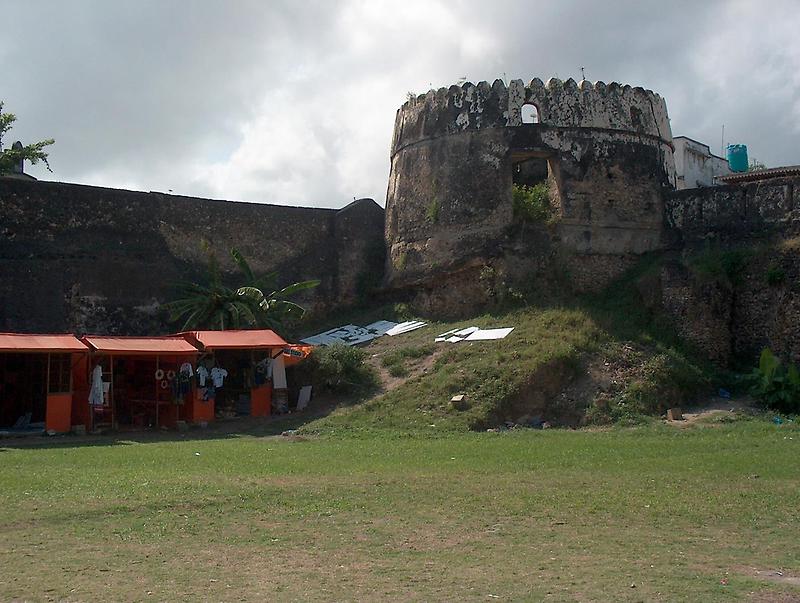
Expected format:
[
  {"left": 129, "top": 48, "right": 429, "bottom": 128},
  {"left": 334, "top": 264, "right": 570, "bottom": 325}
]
[
  {"left": 434, "top": 327, "right": 514, "bottom": 343},
  {"left": 301, "top": 320, "right": 427, "bottom": 347}
]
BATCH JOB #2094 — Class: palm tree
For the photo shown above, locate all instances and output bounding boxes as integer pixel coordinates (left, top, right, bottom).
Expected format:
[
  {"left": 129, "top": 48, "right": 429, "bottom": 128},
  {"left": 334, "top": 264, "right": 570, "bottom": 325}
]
[{"left": 165, "top": 244, "right": 320, "bottom": 332}]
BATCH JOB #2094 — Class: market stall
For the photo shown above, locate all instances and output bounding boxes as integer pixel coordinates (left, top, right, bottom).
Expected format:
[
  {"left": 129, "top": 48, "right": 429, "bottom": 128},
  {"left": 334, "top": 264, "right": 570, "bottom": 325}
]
[
  {"left": 0, "top": 333, "right": 89, "bottom": 434},
  {"left": 80, "top": 336, "right": 200, "bottom": 430},
  {"left": 179, "top": 330, "right": 289, "bottom": 418}
]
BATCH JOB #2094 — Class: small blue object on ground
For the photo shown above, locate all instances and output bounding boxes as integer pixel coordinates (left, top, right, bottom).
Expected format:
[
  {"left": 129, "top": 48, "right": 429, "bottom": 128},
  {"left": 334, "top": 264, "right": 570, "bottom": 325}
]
[{"left": 718, "top": 388, "right": 731, "bottom": 399}]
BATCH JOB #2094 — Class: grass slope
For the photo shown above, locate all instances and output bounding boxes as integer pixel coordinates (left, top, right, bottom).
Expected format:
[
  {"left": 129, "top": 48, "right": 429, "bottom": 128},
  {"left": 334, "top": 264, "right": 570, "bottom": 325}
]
[
  {"left": 303, "top": 257, "right": 716, "bottom": 434},
  {"left": 1, "top": 421, "right": 799, "bottom": 601}
]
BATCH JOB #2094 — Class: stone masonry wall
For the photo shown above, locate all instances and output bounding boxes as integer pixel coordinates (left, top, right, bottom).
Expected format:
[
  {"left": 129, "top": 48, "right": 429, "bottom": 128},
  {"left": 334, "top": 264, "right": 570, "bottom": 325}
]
[
  {"left": 385, "top": 77, "right": 675, "bottom": 308},
  {"left": 662, "top": 176, "right": 800, "bottom": 365},
  {"left": 0, "top": 179, "right": 384, "bottom": 335}
]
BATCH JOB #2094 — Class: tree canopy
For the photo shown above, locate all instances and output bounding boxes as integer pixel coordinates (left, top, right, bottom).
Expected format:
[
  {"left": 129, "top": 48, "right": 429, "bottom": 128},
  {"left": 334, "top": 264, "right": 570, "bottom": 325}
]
[
  {"left": 165, "top": 243, "right": 320, "bottom": 332},
  {"left": 0, "top": 101, "right": 55, "bottom": 174}
]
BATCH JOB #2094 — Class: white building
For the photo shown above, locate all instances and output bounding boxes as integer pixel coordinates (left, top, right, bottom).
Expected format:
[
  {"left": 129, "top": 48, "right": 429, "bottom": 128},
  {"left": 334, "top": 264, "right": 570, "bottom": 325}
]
[{"left": 673, "top": 136, "right": 731, "bottom": 190}]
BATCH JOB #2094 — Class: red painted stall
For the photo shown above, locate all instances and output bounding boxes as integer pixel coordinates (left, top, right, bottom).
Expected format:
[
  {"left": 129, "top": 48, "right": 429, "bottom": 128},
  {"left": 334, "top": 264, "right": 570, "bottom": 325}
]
[
  {"left": 80, "top": 336, "right": 200, "bottom": 430},
  {"left": 0, "top": 333, "right": 89, "bottom": 434},
  {"left": 180, "top": 330, "right": 289, "bottom": 419}
]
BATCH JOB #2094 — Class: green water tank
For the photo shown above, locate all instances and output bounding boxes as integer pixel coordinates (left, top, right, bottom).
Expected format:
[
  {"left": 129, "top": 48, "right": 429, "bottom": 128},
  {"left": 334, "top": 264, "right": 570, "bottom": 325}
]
[{"left": 727, "top": 144, "right": 749, "bottom": 173}]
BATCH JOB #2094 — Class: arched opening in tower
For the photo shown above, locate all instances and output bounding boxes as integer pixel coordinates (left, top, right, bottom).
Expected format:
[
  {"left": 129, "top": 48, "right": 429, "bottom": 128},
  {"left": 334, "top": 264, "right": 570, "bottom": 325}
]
[{"left": 521, "top": 103, "right": 540, "bottom": 124}]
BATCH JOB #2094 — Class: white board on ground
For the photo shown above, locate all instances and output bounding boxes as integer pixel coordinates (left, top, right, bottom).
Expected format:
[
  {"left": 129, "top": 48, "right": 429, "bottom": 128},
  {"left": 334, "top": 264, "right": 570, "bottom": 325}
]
[
  {"left": 464, "top": 327, "right": 515, "bottom": 341},
  {"left": 385, "top": 321, "right": 427, "bottom": 336}
]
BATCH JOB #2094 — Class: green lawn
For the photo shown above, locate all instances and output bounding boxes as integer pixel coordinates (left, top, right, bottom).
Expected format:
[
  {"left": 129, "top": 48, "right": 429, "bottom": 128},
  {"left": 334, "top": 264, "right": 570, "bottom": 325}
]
[{"left": 1, "top": 420, "right": 799, "bottom": 601}]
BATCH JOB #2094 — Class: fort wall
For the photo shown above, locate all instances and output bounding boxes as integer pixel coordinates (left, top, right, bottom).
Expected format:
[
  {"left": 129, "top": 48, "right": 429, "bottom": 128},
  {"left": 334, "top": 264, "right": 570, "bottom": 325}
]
[
  {"left": 0, "top": 178, "right": 384, "bottom": 334},
  {"left": 661, "top": 176, "right": 800, "bottom": 364}
]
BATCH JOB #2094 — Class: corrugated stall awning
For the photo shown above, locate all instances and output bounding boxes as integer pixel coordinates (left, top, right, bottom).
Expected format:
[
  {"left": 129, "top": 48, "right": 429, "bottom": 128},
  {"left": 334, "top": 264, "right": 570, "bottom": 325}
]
[
  {"left": 180, "top": 329, "right": 288, "bottom": 351},
  {"left": 82, "top": 336, "right": 200, "bottom": 355},
  {"left": 0, "top": 333, "right": 89, "bottom": 353}
]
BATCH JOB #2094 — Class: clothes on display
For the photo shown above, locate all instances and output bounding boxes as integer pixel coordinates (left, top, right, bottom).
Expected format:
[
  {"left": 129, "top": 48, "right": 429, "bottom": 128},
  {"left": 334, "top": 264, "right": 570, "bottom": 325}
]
[
  {"left": 196, "top": 365, "right": 209, "bottom": 387},
  {"left": 210, "top": 367, "right": 228, "bottom": 388},
  {"left": 200, "top": 386, "right": 216, "bottom": 401},
  {"left": 89, "top": 364, "right": 104, "bottom": 406},
  {"left": 254, "top": 358, "right": 270, "bottom": 386},
  {"left": 272, "top": 355, "right": 287, "bottom": 389},
  {"left": 172, "top": 368, "right": 192, "bottom": 403}
]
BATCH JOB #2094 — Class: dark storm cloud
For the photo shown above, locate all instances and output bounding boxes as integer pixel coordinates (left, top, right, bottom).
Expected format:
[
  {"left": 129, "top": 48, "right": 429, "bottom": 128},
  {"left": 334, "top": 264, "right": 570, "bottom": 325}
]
[{"left": 2, "top": 0, "right": 797, "bottom": 207}]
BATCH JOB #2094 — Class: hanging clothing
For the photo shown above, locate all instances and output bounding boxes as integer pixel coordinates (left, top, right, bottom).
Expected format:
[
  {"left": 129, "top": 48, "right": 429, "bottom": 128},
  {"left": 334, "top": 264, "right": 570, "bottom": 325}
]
[
  {"left": 210, "top": 367, "right": 228, "bottom": 388},
  {"left": 196, "top": 365, "right": 209, "bottom": 387},
  {"left": 173, "top": 366, "right": 192, "bottom": 403},
  {"left": 272, "top": 355, "right": 287, "bottom": 389},
  {"left": 254, "top": 358, "right": 270, "bottom": 386},
  {"left": 89, "top": 365, "right": 104, "bottom": 407}
]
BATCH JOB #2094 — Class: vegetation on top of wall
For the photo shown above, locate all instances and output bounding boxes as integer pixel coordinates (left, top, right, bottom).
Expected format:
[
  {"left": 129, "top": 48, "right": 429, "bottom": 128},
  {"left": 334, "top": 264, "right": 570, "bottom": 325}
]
[
  {"left": 748, "top": 348, "right": 800, "bottom": 414},
  {"left": 748, "top": 158, "right": 767, "bottom": 171},
  {"left": 0, "top": 101, "right": 55, "bottom": 174},
  {"left": 512, "top": 182, "right": 552, "bottom": 223}
]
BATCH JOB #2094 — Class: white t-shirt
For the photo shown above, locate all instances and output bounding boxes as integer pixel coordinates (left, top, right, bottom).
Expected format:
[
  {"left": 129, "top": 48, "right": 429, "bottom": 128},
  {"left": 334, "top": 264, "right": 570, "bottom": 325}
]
[
  {"left": 210, "top": 367, "right": 228, "bottom": 388},
  {"left": 196, "top": 365, "right": 209, "bottom": 387}
]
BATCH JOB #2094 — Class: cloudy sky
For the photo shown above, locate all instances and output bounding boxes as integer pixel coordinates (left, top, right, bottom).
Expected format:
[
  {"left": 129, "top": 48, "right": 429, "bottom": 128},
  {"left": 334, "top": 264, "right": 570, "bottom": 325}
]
[{"left": 3, "top": 0, "right": 798, "bottom": 208}]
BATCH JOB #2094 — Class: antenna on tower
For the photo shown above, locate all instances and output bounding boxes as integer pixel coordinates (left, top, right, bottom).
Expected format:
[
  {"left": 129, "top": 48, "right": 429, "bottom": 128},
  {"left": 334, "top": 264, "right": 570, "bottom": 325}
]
[
  {"left": 720, "top": 124, "right": 725, "bottom": 156},
  {"left": 580, "top": 66, "right": 586, "bottom": 80}
]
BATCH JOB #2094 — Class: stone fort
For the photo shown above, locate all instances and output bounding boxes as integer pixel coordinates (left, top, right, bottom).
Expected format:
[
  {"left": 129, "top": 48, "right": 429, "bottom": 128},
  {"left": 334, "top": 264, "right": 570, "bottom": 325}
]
[{"left": 1, "top": 76, "right": 798, "bottom": 365}]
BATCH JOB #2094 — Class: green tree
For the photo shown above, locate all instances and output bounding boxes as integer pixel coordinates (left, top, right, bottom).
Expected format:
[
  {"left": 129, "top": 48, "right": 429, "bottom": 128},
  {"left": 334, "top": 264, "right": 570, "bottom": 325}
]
[
  {"left": 165, "top": 243, "right": 320, "bottom": 332},
  {"left": 0, "top": 102, "right": 55, "bottom": 174}
]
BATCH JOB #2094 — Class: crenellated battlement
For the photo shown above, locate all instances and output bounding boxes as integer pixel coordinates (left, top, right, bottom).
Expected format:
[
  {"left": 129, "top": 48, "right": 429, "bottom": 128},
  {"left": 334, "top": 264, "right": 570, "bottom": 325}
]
[{"left": 392, "top": 77, "right": 672, "bottom": 155}]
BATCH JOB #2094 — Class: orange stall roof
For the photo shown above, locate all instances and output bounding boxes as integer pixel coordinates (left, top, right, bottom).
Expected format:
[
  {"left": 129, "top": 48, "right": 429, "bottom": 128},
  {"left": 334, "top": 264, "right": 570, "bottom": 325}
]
[
  {"left": 0, "top": 333, "right": 88, "bottom": 353},
  {"left": 181, "top": 329, "right": 288, "bottom": 350},
  {"left": 82, "top": 336, "right": 200, "bottom": 355}
]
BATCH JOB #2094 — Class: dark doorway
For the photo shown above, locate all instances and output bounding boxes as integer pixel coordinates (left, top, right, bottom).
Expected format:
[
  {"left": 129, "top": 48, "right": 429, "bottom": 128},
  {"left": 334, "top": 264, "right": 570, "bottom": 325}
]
[
  {"left": 0, "top": 353, "right": 47, "bottom": 429},
  {"left": 513, "top": 156, "right": 549, "bottom": 187}
]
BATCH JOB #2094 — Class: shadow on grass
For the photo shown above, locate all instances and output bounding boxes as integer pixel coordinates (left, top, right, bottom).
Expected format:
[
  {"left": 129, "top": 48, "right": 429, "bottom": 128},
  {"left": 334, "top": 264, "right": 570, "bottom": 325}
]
[{"left": 0, "top": 405, "right": 339, "bottom": 451}]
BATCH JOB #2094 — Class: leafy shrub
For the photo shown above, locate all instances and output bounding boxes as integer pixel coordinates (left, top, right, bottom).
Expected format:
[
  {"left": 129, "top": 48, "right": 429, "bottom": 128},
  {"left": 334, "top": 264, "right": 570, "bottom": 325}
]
[
  {"left": 387, "top": 364, "right": 409, "bottom": 378},
  {"left": 689, "top": 247, "right": 750, "bottom": 287},
  {"left": 766, "top": 263, "right": 786, "bottom": 286},
  {"left": 381, "top": 345, "right": 434, "bottom": 368},
  {"left": 381, "top": 345, "right": 433, "bottom": 379},
  {"left": 392, "top": 303, "right": 413, "bottom": 321},
  {"left": 585, "top": 351, "right": 709, "bottom": 425},
  {"left": 426, "top": 198, "right": 441, "bottom": 224},
  {"left": 512, "top": 183, "right": 551, "bottom": 222},
  {"left": 311, "top": 343, "right": 378, "bottom": 394},
  {"left": 748, "top": 348, "right": 800, "bottom": 414}
]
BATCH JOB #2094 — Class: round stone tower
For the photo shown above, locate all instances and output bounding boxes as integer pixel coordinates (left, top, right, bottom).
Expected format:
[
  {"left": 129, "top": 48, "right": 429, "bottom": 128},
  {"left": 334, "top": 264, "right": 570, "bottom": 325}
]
[{"left": 384, "top": 77, "right": 675, "bottom": 312}]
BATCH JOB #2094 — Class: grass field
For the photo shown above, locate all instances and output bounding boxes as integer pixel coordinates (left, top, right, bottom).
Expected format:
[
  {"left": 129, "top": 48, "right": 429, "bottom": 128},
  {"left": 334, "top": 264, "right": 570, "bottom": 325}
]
[{"left": 2, "top": 419, "right": 799, "bottom": 601}]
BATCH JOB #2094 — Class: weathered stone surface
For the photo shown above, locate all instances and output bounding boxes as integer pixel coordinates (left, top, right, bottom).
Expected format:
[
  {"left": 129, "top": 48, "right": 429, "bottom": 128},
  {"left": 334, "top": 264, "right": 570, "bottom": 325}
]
[
  {"left": 385, "top": 76, "right": 675, "bottom": 307},
  {"left": 662, "top": 176, "right": 800, "bottom": 365},
  {"left": 0, "top": 179, "right": 384, "bottom": 334}
]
